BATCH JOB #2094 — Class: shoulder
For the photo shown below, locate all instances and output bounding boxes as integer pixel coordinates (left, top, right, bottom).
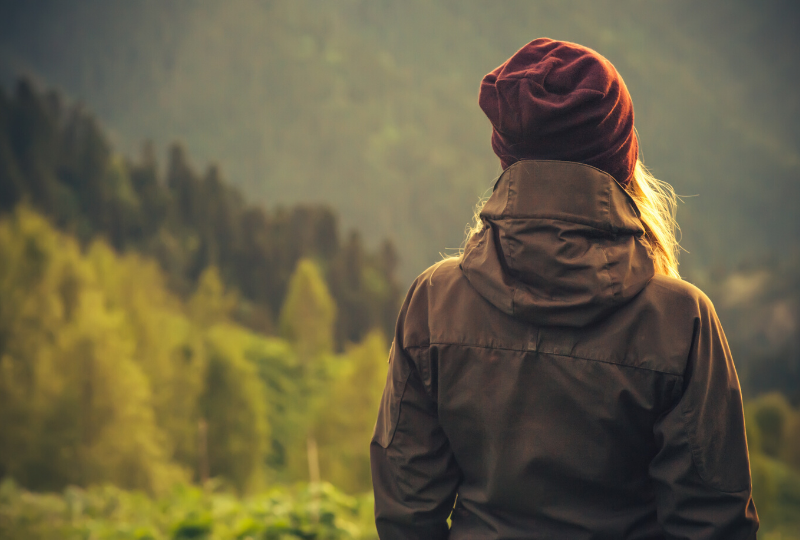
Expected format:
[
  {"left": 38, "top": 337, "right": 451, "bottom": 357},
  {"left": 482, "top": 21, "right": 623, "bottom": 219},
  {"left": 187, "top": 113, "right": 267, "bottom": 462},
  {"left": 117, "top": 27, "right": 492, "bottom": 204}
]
[
  {"left": 645, "top": 274, "right": 717, "bottom": 318},
  {"left": 405, "top": 258, "right": 468, "bottom": 302},
  {"left": 399, "top": 258, "right": 482, "bottom": 348},
  {"left": 416, "top": 258, "right": 464, "bottom": 287},
  {"left": 574, "top": 274, "right": 724, "bottom": 376}
]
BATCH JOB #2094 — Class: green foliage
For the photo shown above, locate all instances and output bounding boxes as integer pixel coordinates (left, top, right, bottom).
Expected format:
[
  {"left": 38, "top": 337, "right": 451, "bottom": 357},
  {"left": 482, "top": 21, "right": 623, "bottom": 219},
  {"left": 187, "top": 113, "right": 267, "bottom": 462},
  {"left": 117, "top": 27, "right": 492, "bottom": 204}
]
[
  {"left": 272, "top": 259, "right": 392, "bottom": 491},
  {"left": 0, "top": 207, "right": 185, "bottom": 492},
  {"left": 85, "top": 241, "right": 208, "bottom": 481},
  {"left": 744, "top": 394, "right": 800, "bottom": 537},
  {"left": 0, "top": 78, "right": 404, "bottom": 499},
  {"left": 190, "top": 267, "right": 237, "bottom": 328},
  {"left": 746, "top": 393, "right": 800, "bottom": 461},
  {"left": 241, "top": 335, "right": 303, "bottom": 478},
  {"left": 276, "top": 258, "right": 337, "bottom": 483},
  {"left": 0, "top": 478, "right": 378, "bottom": 540},
  {"left": 201, "top": 325, "right": 271, "bottom": 493},
  {"left": 314, "top": 331, "right": 388, "bottom": 493},
  {"left": 280, "top": 259, "right": 336, "bottom": 363},
  {"left": 749, "top": 454, "right": 800, "bottom": 538},
  {"left": 0, "top": 80, "right": 400, "bottom": 348},
  {"left": 0, "top": 207, "right": 392, "bottom": 498}
]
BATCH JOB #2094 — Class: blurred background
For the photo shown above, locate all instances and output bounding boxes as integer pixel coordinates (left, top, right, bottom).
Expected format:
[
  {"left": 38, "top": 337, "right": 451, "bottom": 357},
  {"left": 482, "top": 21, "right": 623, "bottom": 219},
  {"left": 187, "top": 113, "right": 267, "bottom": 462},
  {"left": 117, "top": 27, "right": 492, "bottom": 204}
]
[{"left": 0, "top": 1, "right": 798, "bottom": 538}]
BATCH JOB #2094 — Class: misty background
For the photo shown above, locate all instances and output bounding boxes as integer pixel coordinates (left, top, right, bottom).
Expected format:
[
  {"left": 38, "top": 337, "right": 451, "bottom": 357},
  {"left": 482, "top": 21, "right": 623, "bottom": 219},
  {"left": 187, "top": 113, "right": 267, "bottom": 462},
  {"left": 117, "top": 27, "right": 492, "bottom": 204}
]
[{"left": 2, "top": 1, "right": 799, "bottom": 277}]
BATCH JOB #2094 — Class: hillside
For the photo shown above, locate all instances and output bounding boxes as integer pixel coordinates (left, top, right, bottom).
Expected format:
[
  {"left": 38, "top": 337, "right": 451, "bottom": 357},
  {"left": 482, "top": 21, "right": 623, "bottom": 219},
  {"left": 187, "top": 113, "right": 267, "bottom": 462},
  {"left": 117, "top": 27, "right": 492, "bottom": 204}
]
[
  {"left": 1, "top": 0, "right": 798, "bottom": 282},
  {"left": 0, "top": 0, "right": 798, "bottom": 399},
  {"left": 0, "top": 80, "right": 400, "bottom": 347}
]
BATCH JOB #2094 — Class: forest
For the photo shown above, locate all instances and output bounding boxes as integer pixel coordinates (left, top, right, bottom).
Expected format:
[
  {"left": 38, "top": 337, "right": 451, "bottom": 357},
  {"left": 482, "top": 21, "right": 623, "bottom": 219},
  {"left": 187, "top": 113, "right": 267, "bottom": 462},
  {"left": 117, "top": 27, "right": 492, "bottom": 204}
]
[
  {"left": 0, "top": 79, "right": 400, "bottom": 347},
  {"left": 0, "top": 1, "right": 799, "bottom": 538},
  {"left": 0, "top": 80, "right": 390, "bottom": 538}
]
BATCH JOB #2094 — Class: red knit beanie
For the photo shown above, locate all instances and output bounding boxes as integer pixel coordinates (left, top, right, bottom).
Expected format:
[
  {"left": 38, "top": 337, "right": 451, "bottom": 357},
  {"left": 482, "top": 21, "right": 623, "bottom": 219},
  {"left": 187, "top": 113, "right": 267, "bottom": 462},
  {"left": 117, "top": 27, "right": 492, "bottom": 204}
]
[{"left": 479, "top": 38, "right": 638, "bottom": 185}]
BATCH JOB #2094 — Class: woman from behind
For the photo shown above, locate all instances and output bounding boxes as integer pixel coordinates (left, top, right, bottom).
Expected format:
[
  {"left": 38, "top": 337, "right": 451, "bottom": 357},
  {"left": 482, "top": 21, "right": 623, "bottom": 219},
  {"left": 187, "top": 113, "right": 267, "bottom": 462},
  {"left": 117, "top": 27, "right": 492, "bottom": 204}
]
[{"left": 370, "top": 38, "right": 758, "bottom": 540}]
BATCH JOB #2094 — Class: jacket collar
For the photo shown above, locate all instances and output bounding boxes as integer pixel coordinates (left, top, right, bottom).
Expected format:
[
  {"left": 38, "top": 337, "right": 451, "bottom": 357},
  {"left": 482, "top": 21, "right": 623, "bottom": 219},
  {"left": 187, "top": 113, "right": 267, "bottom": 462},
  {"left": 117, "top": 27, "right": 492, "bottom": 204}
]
[
  {"left": 484, "top": 160, "right": 644, "bottom": 234},
  {"left": 461, "top": 160, "right": 655, "bottom": 327}
]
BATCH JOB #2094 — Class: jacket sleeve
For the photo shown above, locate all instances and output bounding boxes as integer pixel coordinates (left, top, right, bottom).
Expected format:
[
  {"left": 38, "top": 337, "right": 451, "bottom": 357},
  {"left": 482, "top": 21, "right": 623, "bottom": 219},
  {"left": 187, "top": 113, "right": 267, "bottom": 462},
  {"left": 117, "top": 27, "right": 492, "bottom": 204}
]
[
  {"left": 370, "top": 286, "right": 461, "bottom": 540},
  {"left": 649, "top": 296, "right": 759, "bottom": 540}
]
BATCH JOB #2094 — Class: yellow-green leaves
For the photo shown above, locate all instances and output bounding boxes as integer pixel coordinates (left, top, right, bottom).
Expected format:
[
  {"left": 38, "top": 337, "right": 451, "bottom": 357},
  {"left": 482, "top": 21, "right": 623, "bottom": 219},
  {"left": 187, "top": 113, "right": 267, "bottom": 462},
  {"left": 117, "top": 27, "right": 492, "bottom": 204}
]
[
  {"left": 280, "top": 258, "right": 336, "bottom": 363},
  {"left": 0, "top": 207, "right": 184, "bottom": 493},
  {"left": 189, "top": 267, "right": 237, "bottom": 328},
  {"left": 200, "top": 324, "right": 271, "bottom": 494},
  {"left": 0, "top": 209, "right": 392, "bottom": 496}
]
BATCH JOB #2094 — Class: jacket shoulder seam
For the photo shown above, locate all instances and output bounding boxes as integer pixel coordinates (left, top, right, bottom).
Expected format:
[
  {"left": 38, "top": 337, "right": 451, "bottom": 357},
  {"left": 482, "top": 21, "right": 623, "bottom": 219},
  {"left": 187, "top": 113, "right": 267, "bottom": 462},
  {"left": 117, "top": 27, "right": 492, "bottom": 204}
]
[{"left": 409, "top": 342, "right": 683, "bottom": 376}]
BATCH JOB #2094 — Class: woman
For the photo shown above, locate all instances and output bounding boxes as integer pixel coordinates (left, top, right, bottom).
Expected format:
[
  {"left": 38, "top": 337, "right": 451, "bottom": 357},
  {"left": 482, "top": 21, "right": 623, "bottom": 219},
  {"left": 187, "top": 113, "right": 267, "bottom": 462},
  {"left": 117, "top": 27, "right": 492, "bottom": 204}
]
[{"left": 370, "top": 39, "right": 758, "bottom": 539}]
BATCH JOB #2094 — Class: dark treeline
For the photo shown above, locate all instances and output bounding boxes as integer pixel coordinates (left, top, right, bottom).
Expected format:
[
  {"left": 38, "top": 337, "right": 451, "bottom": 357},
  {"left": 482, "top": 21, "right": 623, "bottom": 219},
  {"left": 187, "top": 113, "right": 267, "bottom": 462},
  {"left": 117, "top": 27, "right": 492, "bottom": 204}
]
[{"left": 0, "top": 79, "right": 400, "bottom": 347}]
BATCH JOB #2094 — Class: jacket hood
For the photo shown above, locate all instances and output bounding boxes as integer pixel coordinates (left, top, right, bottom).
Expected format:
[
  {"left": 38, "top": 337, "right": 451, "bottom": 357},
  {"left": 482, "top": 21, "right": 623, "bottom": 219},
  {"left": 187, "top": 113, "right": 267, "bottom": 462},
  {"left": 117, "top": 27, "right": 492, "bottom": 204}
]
[{"left": 461, "top": 160, "right": 654, "bottom": 327}]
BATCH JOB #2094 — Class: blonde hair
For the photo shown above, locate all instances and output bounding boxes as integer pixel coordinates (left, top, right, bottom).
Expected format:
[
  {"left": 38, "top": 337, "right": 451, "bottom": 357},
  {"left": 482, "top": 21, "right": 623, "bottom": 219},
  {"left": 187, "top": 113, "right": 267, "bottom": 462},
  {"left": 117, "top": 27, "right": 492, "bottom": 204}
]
[
  {"left": 440, "top": 159, "right": 681, "bottom": 279},
  {"left": 625, "top": 160, "right": 681, "bottom": 279}
]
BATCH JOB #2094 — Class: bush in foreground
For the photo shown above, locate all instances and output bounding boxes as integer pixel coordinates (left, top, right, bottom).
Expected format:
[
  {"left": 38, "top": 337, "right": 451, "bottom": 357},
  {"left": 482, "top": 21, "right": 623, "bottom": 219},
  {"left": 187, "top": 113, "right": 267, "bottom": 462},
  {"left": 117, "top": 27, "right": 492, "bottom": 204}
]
[{"left": 0, "top": 479, "right": 378, "bottom": 540}]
